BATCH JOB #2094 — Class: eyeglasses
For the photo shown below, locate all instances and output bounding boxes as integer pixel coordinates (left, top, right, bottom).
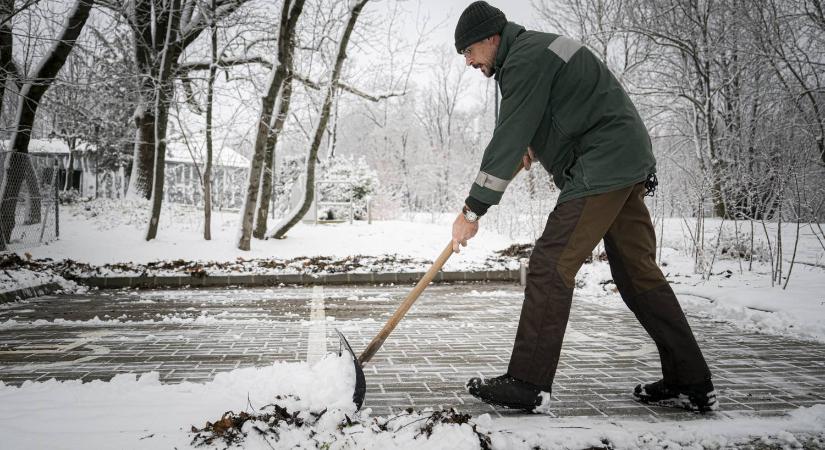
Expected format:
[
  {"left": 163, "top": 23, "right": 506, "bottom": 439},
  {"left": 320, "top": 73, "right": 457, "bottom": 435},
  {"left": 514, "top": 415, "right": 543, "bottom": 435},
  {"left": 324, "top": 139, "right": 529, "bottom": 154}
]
[{"left": 461, "top": 46, "right": 472, "bottom": 57}]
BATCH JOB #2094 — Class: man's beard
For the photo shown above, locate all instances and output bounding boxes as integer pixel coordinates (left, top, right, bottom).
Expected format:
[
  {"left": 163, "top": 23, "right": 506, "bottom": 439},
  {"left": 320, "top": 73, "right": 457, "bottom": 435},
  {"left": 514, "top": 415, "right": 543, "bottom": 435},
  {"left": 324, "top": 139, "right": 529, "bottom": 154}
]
[{"left": 473, "top": 61, "right": 495, "bottom": 78}]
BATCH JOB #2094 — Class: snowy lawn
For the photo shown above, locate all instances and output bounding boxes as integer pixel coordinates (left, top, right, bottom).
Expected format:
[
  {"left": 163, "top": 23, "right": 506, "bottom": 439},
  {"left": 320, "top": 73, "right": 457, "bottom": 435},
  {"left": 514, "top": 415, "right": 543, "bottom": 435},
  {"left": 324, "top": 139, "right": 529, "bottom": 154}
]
[{"left": 24, "top": 199, "right": 514, "bottom": 269}]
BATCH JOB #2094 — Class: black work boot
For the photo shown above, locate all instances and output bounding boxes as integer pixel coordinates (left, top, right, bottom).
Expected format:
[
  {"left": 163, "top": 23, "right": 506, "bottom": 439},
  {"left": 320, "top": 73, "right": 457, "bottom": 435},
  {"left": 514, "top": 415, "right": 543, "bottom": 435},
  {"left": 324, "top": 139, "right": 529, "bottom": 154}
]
[
  {"left": 466, "top": 373, "right": 551, "bottom": 412},
  {"left": 633, "top": 379, "right": 719, "bottom": 413}
]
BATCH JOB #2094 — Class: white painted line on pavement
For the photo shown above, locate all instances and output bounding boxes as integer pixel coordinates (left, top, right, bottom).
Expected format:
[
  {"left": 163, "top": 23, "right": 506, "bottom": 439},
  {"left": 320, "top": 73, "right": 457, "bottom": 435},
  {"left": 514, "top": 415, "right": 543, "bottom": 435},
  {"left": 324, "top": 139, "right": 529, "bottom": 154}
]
[
  {"left": 564, "top": 327, "right": 657, "bottom": 357},
  {"left": 306, "top": 285, "right": 326, "bottom": 365},
  {"left": 3, "top": 331, "right": 112, "bottom": 371}
]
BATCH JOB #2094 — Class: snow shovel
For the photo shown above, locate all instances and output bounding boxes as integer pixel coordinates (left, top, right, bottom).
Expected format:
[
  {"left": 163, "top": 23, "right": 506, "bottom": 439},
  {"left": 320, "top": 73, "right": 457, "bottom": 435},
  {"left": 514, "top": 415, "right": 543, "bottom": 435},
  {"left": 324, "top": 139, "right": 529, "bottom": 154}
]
[
  {"left": 337, "top": 161, "right": 527, "bottom": 409},
  {"left": 337, "top": 241, "right": 455, "bottom": 410}
]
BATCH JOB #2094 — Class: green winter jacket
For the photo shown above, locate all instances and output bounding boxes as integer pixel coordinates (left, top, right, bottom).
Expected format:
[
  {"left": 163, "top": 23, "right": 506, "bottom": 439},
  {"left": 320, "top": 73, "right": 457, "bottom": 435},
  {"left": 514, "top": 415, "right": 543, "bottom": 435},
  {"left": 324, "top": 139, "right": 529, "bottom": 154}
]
[{"left": 468, "top": 22, "right": 656, "bottom": 210}]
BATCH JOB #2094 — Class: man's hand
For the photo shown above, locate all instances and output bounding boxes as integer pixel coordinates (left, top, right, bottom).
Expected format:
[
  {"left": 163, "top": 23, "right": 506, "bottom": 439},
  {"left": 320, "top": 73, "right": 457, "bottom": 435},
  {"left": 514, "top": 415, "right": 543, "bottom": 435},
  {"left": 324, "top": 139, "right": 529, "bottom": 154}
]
[
  {"left": 522, "top": 146, "right": 536, "bottom": 171},
  {"left": 452, "top": 212, "right": 479, "bottom": 253}
]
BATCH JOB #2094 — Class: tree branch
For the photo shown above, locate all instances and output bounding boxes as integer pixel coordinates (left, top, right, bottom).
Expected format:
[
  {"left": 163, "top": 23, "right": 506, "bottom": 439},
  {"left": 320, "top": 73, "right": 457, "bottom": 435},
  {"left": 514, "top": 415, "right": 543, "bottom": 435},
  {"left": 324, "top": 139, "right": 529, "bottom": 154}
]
[
  {"left": 177, "top": 55, "right": 272, "bottom": 73},
  {"left": 292, "top": 72, "right": 404, "bottom": 102}
]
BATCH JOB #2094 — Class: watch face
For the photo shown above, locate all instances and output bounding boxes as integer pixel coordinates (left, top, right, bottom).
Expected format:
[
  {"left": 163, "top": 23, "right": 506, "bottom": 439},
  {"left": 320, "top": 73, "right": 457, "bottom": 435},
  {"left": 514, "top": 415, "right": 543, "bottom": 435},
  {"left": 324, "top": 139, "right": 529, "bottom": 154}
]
[{"left": 464, "top": 210, "right": 478, "bottom": 222}]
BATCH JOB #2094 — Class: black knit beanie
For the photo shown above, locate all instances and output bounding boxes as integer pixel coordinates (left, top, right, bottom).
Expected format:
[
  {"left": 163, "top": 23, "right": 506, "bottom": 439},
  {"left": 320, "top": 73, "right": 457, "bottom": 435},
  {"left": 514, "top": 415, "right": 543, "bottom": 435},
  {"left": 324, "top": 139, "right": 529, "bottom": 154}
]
[{"left": 454, "top": 1, "right": 507, "bottom": 53}]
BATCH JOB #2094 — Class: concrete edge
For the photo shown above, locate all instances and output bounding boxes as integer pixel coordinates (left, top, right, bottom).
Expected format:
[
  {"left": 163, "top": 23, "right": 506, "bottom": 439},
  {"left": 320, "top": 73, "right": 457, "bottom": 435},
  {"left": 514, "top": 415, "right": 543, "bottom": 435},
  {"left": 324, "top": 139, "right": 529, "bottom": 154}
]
[
  {"left": 75, "top": 269, "right": 524, "bottom": 289},
  {"left": 0, "top": 282, "right": 64, "bottom": 304}
]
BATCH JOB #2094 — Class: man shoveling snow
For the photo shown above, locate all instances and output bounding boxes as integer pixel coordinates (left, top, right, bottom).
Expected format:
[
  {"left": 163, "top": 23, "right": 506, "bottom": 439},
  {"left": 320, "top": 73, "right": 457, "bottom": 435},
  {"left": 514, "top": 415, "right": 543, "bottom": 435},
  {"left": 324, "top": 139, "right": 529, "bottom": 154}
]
[{"left": 450, "top": 1, "right": 716, "bottom": 413}]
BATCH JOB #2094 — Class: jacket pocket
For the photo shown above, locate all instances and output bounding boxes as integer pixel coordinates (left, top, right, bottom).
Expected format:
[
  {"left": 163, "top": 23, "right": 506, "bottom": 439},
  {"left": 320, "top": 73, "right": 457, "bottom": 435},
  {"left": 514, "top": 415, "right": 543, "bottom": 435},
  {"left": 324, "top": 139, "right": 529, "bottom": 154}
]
[{"left": 553, "top": 118, "right": 590, "bottom": 190}]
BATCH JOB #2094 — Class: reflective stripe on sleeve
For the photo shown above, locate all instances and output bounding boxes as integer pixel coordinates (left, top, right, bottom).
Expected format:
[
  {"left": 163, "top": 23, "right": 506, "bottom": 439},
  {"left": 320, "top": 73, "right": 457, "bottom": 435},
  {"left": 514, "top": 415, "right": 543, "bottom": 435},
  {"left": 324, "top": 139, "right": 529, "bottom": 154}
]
[{"left": 474, "top": 171, "right": 510, "bottom": 192}]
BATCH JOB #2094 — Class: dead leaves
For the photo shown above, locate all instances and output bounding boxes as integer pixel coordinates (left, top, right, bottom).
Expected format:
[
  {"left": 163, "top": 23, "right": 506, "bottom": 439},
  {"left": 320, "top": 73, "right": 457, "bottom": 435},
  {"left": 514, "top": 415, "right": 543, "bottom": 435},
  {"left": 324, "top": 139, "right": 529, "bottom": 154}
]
[{"left": 189, "top": 405, "right": 493, "bottom": 449}]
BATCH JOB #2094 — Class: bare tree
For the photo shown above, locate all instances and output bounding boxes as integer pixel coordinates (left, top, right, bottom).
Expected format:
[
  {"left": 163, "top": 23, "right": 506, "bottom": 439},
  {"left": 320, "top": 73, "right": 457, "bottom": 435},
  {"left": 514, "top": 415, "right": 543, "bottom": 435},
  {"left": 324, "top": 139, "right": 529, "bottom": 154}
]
[
  {"left": 251, "top": 67, "right": 293, "bottom": 239},
  {"left": 747, "top": 0, "right": 825, "bottom": 166},
  {"left": 100, "top": 0, "right": 249, "bottom": 202},
  {"left": 414, "top": 51, "right": 467, "bottom": 211},
  {"left": 203, "top": 0, "right": 218, "bottom": 240},
  {"left": 0, "top": 0, "right": 93, "bottom": 249},
  {"left": 623, "top": 0, "right": 735, "bottom": 218},
  {"left": 145, "top": 0, "right": 183, "bottom": 240},
  {"left": 533, "top": 0, "right": 649, "bottom": 81},
  {"left": 236, "top": 0, "right": 305, "bottom": 250},
  {"left": 0, "top": 0, "right": 15, "bottom": 119},
  {"left": 271, "top": 0, "right": 370, "bottom": 239}
]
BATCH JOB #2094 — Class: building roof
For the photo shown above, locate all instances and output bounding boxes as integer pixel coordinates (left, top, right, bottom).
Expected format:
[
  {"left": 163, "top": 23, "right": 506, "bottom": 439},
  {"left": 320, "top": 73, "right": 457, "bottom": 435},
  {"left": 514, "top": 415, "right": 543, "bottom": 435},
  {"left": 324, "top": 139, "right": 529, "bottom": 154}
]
[
  {"left": 1, "top": 138, "right": 248, "bottom": 169},
  {"left": 165, "top": 140, "right": 249, "bottom": 168},
  {"left": 1, "top": 138, "right": 95, "bottom": 154}
]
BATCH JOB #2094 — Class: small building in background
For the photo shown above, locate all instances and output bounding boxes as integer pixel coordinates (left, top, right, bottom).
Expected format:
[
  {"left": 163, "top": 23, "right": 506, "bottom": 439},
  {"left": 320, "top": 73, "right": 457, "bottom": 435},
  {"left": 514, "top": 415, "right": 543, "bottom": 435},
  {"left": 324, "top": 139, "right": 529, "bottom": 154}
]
[
  {"left": 164, "top": 141, "right": 250, "bottom": 210},
  {"left": 8, "top": 139, "right": 110, "bottom": 198},
  {"left": 4, "top": 139, "right": 250, "bottom": 209}
]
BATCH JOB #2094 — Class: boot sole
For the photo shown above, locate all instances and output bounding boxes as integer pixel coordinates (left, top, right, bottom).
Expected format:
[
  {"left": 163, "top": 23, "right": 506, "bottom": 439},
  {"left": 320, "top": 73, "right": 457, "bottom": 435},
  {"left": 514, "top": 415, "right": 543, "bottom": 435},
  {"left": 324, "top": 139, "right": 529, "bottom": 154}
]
[
  {"left": 468, "top": 388, "right": 540, "bottom": 413},
  {"left": 476, "top": 397, "right": 539, "bottom": 413},
  {"left": 633, "top": 391, "right": 719, "bottom": 413}
]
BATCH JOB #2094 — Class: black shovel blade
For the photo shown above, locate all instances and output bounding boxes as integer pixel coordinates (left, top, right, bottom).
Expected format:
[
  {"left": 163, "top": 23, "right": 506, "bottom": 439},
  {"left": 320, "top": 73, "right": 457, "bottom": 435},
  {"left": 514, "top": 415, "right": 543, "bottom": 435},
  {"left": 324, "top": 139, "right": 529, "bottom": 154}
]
[{"left": 336, "top": 328, "right": 366, "bottom": 410}]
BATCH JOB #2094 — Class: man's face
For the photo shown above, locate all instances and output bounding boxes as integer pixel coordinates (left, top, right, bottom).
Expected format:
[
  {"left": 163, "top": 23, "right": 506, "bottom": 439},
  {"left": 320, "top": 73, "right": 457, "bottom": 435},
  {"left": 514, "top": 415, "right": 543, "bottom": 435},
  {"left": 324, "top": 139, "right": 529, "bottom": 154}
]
[{"left": 462, "top": 35, "right": 499, "bottom": 78}]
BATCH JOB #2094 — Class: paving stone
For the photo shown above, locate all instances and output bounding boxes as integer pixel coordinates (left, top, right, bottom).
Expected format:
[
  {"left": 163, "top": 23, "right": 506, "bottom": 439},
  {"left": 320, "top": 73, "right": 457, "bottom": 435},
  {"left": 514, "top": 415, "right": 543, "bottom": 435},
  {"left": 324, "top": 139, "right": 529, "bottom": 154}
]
[{"left": 1, "top": 283, "right": 824, "bottom": 420}]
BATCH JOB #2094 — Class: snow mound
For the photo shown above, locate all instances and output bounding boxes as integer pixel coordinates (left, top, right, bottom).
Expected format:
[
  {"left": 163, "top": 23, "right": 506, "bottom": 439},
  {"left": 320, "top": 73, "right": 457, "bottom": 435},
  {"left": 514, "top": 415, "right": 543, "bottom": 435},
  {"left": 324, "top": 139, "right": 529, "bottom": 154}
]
[{"left": 0, "top": 354, "right": 356, "bottom": 449}]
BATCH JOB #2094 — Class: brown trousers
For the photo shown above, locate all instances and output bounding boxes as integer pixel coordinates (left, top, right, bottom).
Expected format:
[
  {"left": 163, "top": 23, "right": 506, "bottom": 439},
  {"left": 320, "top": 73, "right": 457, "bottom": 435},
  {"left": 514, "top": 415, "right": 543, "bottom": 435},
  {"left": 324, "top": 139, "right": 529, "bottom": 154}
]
[{"left": 508, "top": 183, "right": 711, "bottom": 387}]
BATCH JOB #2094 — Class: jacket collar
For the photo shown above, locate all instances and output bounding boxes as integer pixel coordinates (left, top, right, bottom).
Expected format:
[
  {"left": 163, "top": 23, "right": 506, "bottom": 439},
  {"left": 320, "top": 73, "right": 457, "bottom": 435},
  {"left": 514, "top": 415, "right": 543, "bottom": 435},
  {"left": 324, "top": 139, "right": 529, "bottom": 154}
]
[{"left": 494, "top": 22, "right": 526, "bottom": 79}]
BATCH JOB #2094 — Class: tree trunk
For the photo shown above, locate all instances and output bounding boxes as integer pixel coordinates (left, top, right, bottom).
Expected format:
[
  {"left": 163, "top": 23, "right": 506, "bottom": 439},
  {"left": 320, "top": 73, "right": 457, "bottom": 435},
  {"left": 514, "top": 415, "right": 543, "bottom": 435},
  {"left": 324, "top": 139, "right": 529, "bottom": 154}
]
[
  {"left": 9, "top": 0, "right": 93, "bottom": 154},
  {"left": 145, "top": 0, "right": 182, "bottom": 241},
  {"left": 237, "top": 72, "right": 283, "bottom": 249},
  {"left": 128, "top": 105, "right": 156, "bottom": 199},
  {"left": 63, "top": 150, "right": 75, "bottom": 191},
  {"left": 0, "top": 0, "right": 93, "bottom": 249},
  {"left": 0, "top": 0, "right": 12, "bottom": 118},
  {"left": 237, "top": 0, "right": 305, "bottom": 250},
  {"left": 203, "top": 0, "right": 217, "bottom": 241},
  {"left": 253, "top": 76, "right": 294, "bottom": 239},
  {"left": 126, "top": 0, "right": 157, "bottom": 199},
  {"left": 272, "top": 0, "right": 370, "bottom": 239}
]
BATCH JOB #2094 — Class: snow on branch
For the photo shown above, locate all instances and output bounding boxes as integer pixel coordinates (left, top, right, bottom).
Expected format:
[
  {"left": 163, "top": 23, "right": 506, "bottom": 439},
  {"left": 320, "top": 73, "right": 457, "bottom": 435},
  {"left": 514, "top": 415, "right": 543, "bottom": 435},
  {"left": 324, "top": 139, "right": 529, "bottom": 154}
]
[
  {"left": 177, "top": 56, "right": 406, "bottom": 103},
  {"left": 179, "top": 0, "right": 252, "bottom": 50},
  {"left": 293, "top": 73, "right": 405, "bottom": 103},
  {"left": 177, "top": 55, "right": 273, "bottom": 73}
]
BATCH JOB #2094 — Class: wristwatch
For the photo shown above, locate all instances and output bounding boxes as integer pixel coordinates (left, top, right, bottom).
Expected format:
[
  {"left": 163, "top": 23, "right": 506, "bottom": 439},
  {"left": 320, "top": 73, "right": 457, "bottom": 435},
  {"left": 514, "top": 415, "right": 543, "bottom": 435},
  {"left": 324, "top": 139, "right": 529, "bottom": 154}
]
[{"left": 462, "top": 205, "right": 479, "bottom": 223}]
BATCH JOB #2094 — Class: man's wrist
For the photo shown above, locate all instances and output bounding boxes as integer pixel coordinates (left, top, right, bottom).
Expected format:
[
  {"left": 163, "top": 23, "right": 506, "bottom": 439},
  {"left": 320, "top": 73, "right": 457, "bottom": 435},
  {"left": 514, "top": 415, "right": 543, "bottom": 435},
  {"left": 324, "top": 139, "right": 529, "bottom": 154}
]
[
  {"left": 464, "top": 195, "right": 490, "bottom": 217},
  {"left": 462, "top": 204, "right": 479, "bottom": 223}
]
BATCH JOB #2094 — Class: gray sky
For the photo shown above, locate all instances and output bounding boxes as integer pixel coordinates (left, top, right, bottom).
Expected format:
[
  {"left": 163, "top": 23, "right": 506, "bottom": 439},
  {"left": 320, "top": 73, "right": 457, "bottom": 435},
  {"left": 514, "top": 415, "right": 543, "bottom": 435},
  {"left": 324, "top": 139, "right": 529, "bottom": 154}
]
[
  {"left": 412, "top": 0, "right": 538, "bottom": 50},
  {"left": 371, "top": 0, "right": 540, "bottom": 110}
]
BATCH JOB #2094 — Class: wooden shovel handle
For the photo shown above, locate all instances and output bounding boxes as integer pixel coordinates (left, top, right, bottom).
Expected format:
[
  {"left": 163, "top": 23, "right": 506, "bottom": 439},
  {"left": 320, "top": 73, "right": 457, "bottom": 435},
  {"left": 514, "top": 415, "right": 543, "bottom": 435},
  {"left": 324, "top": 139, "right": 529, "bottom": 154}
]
[{"left": 357, "top": 241, "right": 454, "bottom": 366}]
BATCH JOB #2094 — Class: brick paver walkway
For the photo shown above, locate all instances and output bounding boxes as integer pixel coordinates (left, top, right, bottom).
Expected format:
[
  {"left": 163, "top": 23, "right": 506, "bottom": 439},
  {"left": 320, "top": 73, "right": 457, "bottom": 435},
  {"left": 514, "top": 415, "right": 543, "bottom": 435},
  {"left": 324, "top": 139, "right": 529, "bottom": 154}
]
[{"left": 1, "top": 284, "right": 823, "bottom": 420}]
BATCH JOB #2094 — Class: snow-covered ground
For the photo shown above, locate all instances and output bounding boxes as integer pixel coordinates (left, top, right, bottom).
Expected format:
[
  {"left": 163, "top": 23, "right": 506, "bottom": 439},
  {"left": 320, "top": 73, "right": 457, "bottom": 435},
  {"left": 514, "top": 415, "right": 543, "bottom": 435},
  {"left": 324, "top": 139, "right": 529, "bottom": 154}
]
[
  {"left": 1, "top": 353, "right": 823, "bottom": 450},
  {"left": 24, "top": 199, "right": 514, "bottom": 268},
  {"left": 2, "top": 199, "right": 825, "bottom": 448}
]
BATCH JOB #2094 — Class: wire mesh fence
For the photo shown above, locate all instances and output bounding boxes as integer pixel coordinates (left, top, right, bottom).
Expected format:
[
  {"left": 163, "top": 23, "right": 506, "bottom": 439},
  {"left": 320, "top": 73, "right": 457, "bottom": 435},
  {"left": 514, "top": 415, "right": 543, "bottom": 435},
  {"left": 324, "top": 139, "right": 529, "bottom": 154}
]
[{"left": 0, "top": 151, "right": 59, "bottom": 251}]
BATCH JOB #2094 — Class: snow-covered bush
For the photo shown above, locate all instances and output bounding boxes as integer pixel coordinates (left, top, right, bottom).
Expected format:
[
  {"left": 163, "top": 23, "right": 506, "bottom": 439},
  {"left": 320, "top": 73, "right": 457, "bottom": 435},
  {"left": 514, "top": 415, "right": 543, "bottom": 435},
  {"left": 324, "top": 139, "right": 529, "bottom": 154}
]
[
  {"left": 316, "top": 155, "right": 379, "bottom": 221},
  {"left": 717, "top": 228, "right": 772, "bottom": 263},
  {"left": 274, "top": 155, "right": 379, "bottom": 221},
  {"left": 271, "top": 155, "right": 305, "bottom": 217},
  {"left": 58, "top": 189, "right": 84, "bottom": 205}
]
